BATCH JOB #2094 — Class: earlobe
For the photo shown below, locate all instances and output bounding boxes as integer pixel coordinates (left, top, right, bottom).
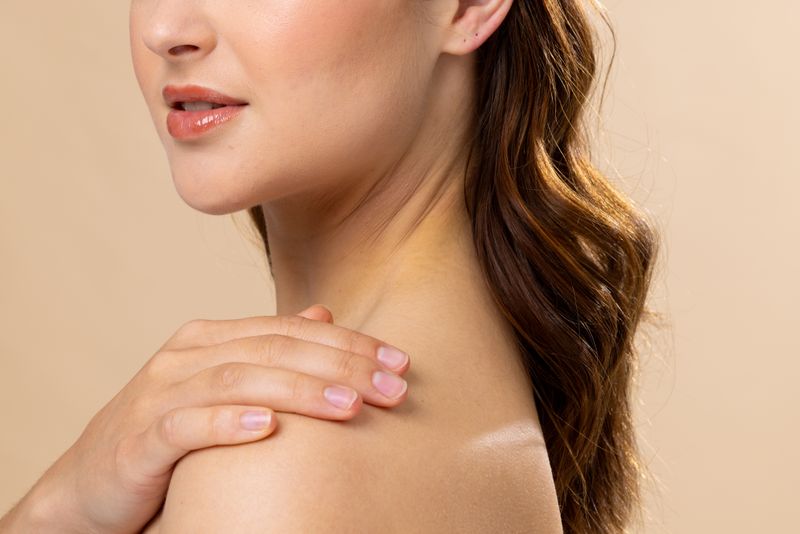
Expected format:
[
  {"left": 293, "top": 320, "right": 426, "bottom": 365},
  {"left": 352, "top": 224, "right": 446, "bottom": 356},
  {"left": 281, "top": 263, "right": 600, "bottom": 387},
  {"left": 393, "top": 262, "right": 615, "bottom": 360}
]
[{"left": 441, "top": 0, "right": 514, "bottom": 56}]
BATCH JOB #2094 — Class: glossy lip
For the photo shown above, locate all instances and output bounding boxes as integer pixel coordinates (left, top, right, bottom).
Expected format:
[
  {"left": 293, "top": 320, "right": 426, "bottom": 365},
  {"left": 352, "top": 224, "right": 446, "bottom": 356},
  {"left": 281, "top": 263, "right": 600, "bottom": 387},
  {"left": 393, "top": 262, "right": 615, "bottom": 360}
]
[
  {"left": 163, "top": 84, "right": 249, "bottom": 141},
  {"left": 162, "top": 84, "right": 249, "bottom": 108}
]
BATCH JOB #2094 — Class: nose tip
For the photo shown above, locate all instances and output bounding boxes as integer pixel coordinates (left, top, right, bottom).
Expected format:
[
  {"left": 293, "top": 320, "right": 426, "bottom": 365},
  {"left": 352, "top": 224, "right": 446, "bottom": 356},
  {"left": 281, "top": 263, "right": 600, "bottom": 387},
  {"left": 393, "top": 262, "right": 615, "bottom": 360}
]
[{"left": 140, "top": 10, "right": 216, "bottom": 61}]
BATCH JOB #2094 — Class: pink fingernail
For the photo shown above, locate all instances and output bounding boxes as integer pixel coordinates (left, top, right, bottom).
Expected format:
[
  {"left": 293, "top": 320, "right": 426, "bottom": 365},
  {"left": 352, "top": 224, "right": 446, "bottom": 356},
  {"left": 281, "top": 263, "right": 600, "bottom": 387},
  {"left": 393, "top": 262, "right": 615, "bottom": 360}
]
[
  {"left": 372, "top": 371, "right": 408, "bottom": 400},
  {"left": 240, "top": 410, "right": 271, "bottom": 430},
  {"left": 324, "top": 385, "right": 358, "bottom": 410},
  {"left": 377, "top": 346, "right": 408, "bottom": 370}
]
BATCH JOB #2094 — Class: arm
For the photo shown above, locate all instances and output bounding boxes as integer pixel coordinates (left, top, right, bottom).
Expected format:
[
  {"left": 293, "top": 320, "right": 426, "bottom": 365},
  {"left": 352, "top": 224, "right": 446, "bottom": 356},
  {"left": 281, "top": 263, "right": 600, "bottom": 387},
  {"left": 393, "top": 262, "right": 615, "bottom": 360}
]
[{"left": 0, "top": 469, "right": 89, "bottom": 534}]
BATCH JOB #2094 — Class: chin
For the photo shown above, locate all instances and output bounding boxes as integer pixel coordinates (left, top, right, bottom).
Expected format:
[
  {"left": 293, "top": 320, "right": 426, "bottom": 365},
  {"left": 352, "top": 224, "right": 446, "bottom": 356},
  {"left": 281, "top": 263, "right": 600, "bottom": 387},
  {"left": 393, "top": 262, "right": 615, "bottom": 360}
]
[
  {"left": 166, "top": 149, "right": 315, "bottom": 215},
  {"left": 169, "top": 168, "right": 255, "bottom": 216},
  {"left": 177, "top": 191, "right": 242, "bottom": 216}
]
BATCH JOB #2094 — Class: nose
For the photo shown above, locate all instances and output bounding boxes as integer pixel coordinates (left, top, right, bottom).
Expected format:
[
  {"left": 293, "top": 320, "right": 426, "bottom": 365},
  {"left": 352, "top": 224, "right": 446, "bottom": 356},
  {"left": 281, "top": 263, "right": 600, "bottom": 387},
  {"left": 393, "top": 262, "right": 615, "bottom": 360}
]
[{"left": 139, "top": 2, "right": 217, "bottom": 62}]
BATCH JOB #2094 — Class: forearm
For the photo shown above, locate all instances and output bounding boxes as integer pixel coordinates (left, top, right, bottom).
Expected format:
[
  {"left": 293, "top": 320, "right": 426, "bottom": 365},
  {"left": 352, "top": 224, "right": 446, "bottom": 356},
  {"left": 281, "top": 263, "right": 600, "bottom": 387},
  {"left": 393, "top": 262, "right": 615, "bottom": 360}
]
[
  {"left": 0, "top": 470, "right": 91, "bottom": 534},
  {"left": 0, "top": 488, "right": 58, "bottom": 533}
]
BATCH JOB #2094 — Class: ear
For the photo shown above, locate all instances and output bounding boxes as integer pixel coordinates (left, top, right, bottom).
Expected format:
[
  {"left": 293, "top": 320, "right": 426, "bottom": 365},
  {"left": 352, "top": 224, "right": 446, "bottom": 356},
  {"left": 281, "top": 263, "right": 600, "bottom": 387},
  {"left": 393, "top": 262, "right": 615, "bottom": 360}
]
[{"left": 439, "top": 0, "right": 515, "bottom": 56}]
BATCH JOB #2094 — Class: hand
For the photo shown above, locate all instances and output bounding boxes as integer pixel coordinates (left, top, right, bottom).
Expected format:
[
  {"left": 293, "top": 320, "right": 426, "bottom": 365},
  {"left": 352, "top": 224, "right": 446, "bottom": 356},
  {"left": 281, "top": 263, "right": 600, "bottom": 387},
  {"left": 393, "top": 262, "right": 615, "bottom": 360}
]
[{"left": 1, "top": 305, "right": 410, "bottom": 534}]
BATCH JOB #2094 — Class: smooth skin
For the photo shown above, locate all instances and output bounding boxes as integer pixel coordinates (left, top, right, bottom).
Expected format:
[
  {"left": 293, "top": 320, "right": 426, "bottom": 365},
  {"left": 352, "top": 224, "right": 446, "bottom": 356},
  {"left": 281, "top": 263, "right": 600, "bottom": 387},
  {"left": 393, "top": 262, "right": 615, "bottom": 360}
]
[
  {"left": 7, "top": 0, "right": 564, "bottom": 532},
  {"left": 0, "top": 305, "right": 412, "bottom": 533}
]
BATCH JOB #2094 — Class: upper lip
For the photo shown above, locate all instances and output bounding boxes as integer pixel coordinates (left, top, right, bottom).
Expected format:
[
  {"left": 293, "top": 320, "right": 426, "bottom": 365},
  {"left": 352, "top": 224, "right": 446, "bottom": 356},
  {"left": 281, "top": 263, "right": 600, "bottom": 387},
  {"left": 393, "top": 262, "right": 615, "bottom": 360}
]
[{"left": 162, "top": 84, "right": 249, "bottom": 109}]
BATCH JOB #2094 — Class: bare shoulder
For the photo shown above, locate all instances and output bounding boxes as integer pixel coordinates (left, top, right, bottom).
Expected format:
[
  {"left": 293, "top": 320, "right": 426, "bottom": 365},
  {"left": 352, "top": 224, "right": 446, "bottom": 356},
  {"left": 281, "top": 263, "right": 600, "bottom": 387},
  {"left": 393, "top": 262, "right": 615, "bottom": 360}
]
[{"left": 151, "top": 308, "right": 562, "bottom": 533}]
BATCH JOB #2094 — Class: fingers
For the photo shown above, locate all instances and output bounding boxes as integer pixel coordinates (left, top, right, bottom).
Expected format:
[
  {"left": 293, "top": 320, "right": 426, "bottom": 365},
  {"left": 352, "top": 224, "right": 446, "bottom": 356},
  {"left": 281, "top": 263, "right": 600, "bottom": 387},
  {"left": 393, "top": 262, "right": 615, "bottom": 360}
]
[
  {"left": 166, "top": 361, "right": 409, "bottom": 419},
  {"left": 156, "top": 335, "right": 409, "bottom": 408},
  {"left": 158, "top": 311, "right": 403, "bottom": 364},
  {"left": 295, "top": 304, "right": 333, "bottom": 323},
  {"left": 125, "top": 405, "right": 278, "bottom": 480}
]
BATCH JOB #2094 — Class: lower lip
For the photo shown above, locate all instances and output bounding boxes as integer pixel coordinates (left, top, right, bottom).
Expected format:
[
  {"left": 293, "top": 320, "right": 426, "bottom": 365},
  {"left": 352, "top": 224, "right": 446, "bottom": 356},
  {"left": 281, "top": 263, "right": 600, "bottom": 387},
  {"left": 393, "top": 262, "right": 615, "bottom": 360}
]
[{"left": 166, "top": 104, "right": 248, "bottom": 140}]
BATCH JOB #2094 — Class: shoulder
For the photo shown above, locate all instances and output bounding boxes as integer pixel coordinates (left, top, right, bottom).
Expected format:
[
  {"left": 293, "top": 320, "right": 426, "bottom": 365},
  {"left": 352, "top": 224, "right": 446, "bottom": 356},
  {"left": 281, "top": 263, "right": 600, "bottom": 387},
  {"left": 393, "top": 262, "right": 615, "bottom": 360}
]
[
  {"left": 153, "top": 309, "right": 561, "bottom": 533},
  {"left": 156, "top": 406, "right": 558, "bottom": 533},
  {"left": 156, "top": 406, "right": 412, "bottom": 532}
]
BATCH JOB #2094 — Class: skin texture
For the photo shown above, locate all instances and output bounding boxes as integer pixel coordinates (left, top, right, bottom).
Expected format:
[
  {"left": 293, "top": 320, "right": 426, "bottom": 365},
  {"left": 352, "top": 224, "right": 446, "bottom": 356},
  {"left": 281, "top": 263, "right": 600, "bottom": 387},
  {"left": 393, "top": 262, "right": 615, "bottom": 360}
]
[{"left": 130, "top": 0, "right": 562, "bottom": 531}]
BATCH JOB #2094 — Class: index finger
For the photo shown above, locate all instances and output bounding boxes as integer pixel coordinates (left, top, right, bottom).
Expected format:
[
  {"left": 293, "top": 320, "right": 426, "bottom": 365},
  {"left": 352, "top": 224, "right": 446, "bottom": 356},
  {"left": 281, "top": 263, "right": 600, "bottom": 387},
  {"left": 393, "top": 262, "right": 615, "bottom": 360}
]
[{"left": 158, "top": 313, "right": 408, "bottom": 363}]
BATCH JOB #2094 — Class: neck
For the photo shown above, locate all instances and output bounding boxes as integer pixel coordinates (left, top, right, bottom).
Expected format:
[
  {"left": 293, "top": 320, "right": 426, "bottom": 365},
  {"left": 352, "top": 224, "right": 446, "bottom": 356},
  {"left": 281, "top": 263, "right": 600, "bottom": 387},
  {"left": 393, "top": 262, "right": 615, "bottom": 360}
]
[{"left": 261, "top": 151, "right": 476, "bottom": 329}]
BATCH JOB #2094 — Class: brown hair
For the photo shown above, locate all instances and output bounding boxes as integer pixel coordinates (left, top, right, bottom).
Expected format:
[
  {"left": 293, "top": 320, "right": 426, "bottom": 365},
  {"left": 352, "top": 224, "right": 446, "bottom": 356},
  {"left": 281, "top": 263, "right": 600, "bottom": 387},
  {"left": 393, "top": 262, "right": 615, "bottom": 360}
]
[{"left": 244, "top": 1, "right": 658, "bottom": 533}]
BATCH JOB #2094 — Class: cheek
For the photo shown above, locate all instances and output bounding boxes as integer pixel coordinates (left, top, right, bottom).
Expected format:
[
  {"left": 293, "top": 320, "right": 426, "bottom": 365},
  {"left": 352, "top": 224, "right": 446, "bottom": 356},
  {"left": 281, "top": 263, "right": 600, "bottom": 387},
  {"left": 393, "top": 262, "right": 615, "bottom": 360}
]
[{"left": 235, "top": 2, "right": 428, "bottom": 192}]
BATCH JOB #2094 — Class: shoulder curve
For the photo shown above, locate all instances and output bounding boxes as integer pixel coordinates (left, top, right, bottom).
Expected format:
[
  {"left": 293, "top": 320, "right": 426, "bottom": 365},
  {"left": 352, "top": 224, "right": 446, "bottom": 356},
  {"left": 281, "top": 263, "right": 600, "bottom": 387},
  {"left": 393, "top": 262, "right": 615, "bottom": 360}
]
[
  {"left": 156, "top": 405, "right": 561, "bottom": 534},
  {"left": 156, "top": 398, "right": 424, "bottom": 531},
  {"left": 153, "top": 307, "right": 561, "bottom": 533}
]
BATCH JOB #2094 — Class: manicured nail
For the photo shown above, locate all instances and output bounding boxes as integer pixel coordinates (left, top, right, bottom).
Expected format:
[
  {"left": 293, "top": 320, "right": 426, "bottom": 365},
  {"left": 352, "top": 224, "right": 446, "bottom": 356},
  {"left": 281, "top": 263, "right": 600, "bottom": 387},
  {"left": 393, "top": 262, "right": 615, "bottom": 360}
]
[
  {"left": 240, "top": 410, "right": 271, "bottom": 431},
  {"left": 324, "top": 385, "right": 358, "bottom": 410},
  {"left": 372, "top": 371, "right": 408, "bottom": 399},
  {"left": 377, "top": 346, "right": 408, "bottom": 370}
]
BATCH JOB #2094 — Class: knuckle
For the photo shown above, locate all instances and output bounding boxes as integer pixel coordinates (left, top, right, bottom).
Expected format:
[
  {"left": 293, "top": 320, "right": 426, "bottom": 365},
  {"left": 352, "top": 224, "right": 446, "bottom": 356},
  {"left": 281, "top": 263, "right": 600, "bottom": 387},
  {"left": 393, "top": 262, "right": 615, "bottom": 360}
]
[
  {"left": 160, "top": 410, "right": 183, "bottom": 447},
  {"left": 209, "top": 408, "right": 236, "bottom": 441},
  {"left": 145, "top": 349, "right": 177, "bottom": 379},
  {"left": 129, "top": 394, "right": 154, "bottom": 420},
  {"left": 277, "top": 314, "right": 307, "bottom": 339},
  {"left": 217, "top": 363, "right": 246, "bottom": 391},
  {"left": 288, "top": 372, "right": 306, "bottom": 402},
  {"left": 252, "top": 334, "right": 277, "bottom": 367},
  {"left": 177, "top": 318, "right": 209, "bottom": 337},
  {"left": 337, "top": 330, "right": 362, "bottom": 358},
  {"left": 163, "top": 318, "right": 210, "bottom": 350},
  {"left": 335, "top": 353, "right": 361, "bottom": 381},
  {"left": 261, "top": 333, "right": 292, "bottom": 364}
]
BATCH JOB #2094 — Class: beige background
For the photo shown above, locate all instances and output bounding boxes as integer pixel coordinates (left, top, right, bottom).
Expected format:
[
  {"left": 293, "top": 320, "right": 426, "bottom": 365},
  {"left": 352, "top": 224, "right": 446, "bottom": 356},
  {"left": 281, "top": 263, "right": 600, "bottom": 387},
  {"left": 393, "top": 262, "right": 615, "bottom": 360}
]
[{"left": 2, "top": 1, "right": 797, "bottom": 532}]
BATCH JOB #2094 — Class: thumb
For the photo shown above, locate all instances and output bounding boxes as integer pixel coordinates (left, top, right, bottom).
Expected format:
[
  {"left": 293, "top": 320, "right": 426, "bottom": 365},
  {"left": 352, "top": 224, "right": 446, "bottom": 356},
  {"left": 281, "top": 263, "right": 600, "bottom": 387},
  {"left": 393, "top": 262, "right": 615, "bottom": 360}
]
[{"left": 296, "top": 304, "right": 334, "bottom": 323}]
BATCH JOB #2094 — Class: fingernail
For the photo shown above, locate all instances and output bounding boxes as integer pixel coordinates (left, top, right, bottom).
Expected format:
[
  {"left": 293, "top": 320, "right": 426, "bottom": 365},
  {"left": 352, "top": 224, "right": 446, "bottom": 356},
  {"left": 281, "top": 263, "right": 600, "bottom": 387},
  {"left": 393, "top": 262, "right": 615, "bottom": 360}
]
[
  {"left": 324, "top": 385, "right": 358, "bottom": 410},
  {"left": 377, "top": 346, "right": 408, "bottom": 370},
  {"left": 372, "top": 371, "right": 408, "bottom": 399},
  {"left": 240, "top": 410, "right": 271, "bottom": 430}
]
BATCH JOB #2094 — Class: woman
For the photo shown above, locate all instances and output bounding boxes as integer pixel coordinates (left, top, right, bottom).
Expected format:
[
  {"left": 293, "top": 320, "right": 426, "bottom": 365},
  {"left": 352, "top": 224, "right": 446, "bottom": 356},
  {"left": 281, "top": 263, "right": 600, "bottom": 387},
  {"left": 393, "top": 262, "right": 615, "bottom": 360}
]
[{"left": 0, "top": 0, "right": 657, "bottom": 533}]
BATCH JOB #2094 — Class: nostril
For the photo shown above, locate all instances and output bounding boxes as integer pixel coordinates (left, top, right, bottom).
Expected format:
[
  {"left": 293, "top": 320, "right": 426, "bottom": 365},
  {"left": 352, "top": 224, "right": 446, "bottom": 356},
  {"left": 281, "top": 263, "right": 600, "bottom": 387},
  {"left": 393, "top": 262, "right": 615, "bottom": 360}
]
[{"left": 168, "top": 44, "right": 199, "bottom": 56}]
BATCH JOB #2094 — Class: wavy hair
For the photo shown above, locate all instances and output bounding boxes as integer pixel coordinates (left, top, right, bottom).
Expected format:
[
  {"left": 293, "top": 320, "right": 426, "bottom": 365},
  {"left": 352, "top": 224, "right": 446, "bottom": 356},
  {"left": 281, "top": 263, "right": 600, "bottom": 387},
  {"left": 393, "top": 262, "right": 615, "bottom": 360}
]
[{"left": 243, "top": 1, "right": 659, "bottom": 533}]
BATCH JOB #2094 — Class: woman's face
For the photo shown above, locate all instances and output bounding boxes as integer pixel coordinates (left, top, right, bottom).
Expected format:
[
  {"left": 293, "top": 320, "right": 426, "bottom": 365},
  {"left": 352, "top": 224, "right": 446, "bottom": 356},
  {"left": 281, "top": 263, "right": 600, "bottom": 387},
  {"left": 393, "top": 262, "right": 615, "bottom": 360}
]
[{"left": 130, "top": 0, "right": 441, "bottom": 215}]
